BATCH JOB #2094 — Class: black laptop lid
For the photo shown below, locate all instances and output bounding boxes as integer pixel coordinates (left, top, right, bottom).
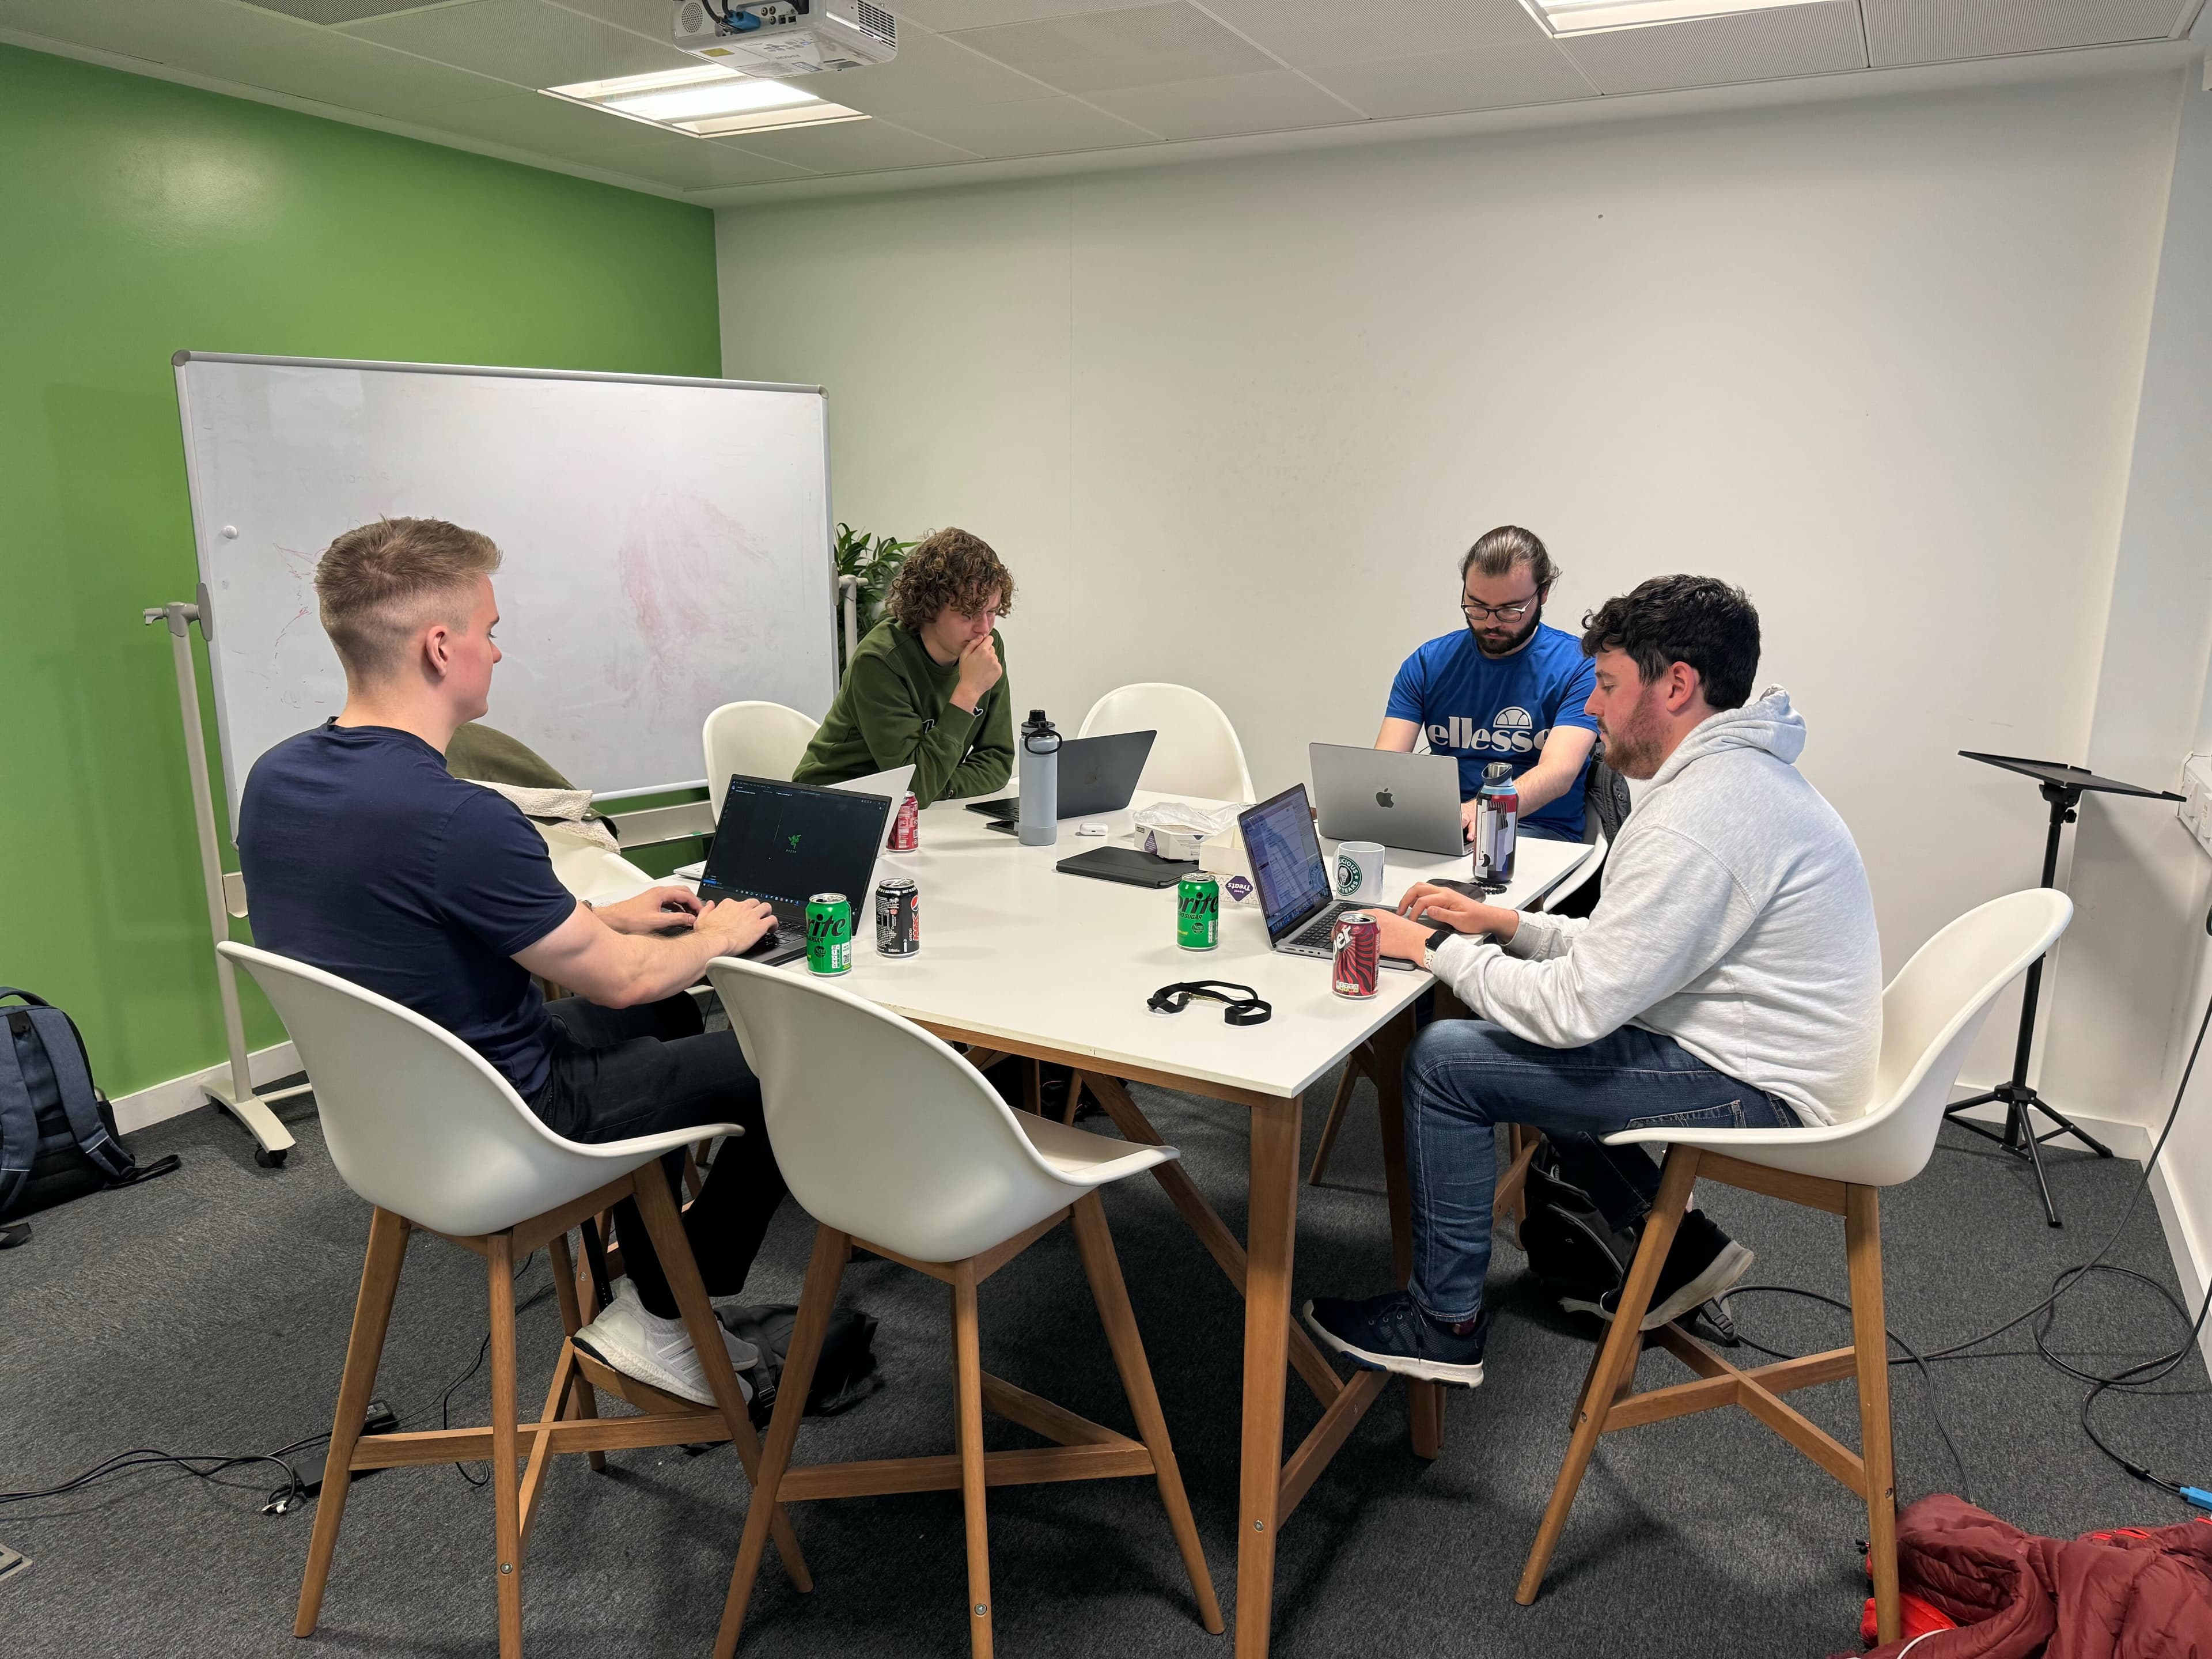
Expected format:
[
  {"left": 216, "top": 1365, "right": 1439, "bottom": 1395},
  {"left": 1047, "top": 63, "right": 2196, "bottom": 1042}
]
[
  {"left": 979, "top": 729, "right": 1157, "bottom": 820},
  {"left": 699, "top": 775, "right": 892, "bottom": 910},
  {"left": 1239, "top": 785, "right": 1334, "bottom": 945}
]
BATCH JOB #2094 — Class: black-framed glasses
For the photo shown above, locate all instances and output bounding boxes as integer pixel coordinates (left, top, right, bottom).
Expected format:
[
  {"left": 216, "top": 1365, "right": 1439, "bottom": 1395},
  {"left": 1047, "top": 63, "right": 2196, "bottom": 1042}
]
[{"left": 1461, "top": 595, "right": 1539, "bottom": 623}]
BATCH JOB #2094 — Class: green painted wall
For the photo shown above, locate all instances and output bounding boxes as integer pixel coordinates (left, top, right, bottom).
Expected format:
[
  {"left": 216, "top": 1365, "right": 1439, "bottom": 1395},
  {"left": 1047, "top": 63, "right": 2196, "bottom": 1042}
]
[{"left": 0, "top": 44, "right": 722, "bottom": 1099}]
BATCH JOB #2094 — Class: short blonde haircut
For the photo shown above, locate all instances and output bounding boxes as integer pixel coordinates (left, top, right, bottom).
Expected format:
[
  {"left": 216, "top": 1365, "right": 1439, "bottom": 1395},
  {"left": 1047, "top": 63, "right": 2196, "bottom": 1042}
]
[{"left": 314, "top": 517, "right": 501, "bottom": 681}]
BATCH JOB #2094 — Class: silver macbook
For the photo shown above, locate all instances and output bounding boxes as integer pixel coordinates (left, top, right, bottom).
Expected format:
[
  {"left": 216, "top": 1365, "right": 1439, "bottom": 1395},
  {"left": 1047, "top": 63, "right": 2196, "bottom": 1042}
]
[
  {"left": 1309, "top": 743, "right": 1467, "bottom": 858},
  {"left": 1239, "top": 785, "right": 1419, "bottom": 971}
]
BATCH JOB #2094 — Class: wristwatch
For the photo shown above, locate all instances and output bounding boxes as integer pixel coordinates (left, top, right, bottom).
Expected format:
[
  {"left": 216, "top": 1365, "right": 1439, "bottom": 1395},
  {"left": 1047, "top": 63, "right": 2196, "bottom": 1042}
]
[{"left": 1422, "top": 924, "right": 1457, "bottom": 974}]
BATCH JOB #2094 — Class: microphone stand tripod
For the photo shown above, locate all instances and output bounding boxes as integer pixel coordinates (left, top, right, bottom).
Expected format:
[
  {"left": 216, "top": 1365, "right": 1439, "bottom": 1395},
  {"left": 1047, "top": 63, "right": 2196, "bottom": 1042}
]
[{"left": 1948, "top": 752, "right": 2181, "bottom": 1226}]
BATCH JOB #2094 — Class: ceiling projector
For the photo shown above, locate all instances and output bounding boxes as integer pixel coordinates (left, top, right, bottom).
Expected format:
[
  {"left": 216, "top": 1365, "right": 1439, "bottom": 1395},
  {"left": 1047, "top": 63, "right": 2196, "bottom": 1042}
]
[{"left": 671, "top": 1, "right": 897, "bottom": 77}]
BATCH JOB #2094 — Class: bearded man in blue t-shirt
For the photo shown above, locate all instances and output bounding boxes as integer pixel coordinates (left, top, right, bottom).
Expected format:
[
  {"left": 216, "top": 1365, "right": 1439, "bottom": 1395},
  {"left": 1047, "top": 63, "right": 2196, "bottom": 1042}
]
[{"left": 1378, "top": 525, "right": 1599, "bottom": 842}]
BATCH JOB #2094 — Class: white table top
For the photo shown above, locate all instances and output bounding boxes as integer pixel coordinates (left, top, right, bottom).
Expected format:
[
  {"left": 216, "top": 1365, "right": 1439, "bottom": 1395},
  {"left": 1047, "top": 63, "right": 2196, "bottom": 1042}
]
[{"left": 759, "top": 791, "right": 1589, "bottom": 1103}]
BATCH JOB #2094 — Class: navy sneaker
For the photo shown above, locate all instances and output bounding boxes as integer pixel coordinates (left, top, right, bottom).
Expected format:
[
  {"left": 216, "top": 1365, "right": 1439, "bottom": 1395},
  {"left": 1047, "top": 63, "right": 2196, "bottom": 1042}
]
[{"left": 1302, "top": 1292, "right": 1488, "bottom": 1387}]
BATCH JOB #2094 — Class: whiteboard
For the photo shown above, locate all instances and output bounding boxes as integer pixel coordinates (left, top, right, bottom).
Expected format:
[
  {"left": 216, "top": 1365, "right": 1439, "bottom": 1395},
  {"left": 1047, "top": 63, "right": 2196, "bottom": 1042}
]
[{"left": 173, "top": 353, "right": 836, "bottom": 822}]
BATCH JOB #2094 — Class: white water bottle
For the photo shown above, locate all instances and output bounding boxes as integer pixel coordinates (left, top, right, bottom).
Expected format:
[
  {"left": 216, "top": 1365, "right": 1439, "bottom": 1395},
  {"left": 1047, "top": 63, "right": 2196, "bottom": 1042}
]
[{"left": 1018, "top": 709, "right": 1060, "bottom": 846}]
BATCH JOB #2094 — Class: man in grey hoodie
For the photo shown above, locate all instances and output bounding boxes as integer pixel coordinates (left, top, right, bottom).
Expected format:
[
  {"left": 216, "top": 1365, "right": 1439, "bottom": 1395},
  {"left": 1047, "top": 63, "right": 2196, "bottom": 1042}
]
[{"left": 1306, "top": 575, "right": 1882, "bottom": 1387}]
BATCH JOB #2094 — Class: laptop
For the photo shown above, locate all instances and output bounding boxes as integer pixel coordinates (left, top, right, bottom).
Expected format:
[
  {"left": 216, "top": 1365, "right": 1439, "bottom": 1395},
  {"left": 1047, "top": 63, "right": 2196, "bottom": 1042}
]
[
  {"left": 1239, "top": 784, "right": 1420, "bottom": 971},
  {"left": 676, "top": 764, "right": 915, "bottom": 880},
  {"left": 694, "top": 773, "right": 896, "bottom": 965},
  {"left": 966, "top": 730, "right": 1156, "bottom": 830},
  {"left": 1309, "top": 743, "right": 1467, "bottom": 858}
]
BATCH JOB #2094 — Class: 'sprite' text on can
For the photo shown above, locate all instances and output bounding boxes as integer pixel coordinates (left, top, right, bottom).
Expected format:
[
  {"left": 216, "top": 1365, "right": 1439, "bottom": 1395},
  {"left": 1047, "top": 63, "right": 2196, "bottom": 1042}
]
[
  {"left": 887, "top": 792, "right": 919, "bottom": 852},
  {"left": 1331, "top": 911, "right": 1380, "bottom": 999},
  {"left": 874, "top": 877, "right": 920, "bottom": 957},
  {"left": 1176, "top": 872, "right": 1219, "bottom": 951},
  {"left": 805, "top": 892, "right": 853, "bottom": 975}
]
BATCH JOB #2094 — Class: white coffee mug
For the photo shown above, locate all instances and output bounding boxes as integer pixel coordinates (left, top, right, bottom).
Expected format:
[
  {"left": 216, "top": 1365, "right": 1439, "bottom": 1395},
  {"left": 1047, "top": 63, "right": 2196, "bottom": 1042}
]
[{"left": 1334, "top": 840, "right": 1386, "bottom": 903}]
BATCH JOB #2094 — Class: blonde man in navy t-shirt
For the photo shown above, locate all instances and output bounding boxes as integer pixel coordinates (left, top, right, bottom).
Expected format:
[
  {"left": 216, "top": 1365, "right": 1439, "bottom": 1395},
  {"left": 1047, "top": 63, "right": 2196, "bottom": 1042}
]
[{"left": 1377, "top": 525, "right": 1599, "bottom": 843}]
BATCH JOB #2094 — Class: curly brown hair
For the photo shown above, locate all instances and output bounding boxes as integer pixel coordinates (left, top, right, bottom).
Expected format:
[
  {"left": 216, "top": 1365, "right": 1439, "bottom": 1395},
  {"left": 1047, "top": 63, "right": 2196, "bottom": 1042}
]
[{"left": 885, "top": 527, "right": 1016, "bottom": 633}]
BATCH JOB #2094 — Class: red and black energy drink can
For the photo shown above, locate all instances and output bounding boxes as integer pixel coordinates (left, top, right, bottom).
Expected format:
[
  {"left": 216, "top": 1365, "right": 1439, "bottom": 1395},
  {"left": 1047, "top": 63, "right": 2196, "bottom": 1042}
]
[
  {"left": 1331, "top": 911, "right": 1380, "bottom": 999},
  {"left": 874, "top": 877, "right": 920, "bottom": 957},
  {"left": 888, "top": 791, "right": 920, "bottom": 851}
]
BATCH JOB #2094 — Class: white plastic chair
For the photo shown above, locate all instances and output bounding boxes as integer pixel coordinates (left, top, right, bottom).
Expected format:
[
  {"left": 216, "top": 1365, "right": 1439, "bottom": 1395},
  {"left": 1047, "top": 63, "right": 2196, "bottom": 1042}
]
[
  {"left": 1515, "top": 889, "right": 2074, "bottom": 1643},
  {"left": 704, "top": 956, "right": 1222, "bottom": 1658},
  {"left": 535, "top": 825, "right": 656, "bottom": 907},
  {"left": 1078, "top": 682, "right": 1256, "bottom": 804},
  {"left": 219, "top": 942, "right": 807, "bottom": 1656},
  {"left": 703, "top": 700, "right": 820, "bottom": 802}
]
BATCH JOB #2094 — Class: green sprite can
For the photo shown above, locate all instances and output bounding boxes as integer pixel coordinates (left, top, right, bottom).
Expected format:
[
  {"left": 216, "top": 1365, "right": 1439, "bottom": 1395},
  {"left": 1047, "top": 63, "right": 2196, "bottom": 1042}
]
[
  {"left": 1176, "top": 872, "right": 1220, "bottom": 952},
  {"left": 805, "top": 892, "right": 853, "bottom": 975}
]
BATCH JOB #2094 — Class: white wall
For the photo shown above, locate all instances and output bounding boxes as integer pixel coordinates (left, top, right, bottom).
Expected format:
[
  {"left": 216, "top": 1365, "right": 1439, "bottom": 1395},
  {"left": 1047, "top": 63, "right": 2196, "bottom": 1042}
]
[
  {"left": 2043, "top": 71, "right": 2212, "bottom": 1323},
  {"left": 717, "top": 70, "right": 2184, "bottom": 1085}
]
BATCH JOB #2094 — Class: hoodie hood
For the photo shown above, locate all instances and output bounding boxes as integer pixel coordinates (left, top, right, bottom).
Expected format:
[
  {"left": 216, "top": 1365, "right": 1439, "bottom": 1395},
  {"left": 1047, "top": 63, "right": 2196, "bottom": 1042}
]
[{"left": 1647, "top": 685, "right": 1804, "bottom": 789}]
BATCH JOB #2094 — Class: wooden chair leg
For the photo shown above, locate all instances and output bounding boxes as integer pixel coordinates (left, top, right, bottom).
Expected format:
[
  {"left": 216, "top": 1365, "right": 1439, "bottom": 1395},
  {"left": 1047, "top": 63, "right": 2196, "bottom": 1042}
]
[
  {"left": 1495, "top": 1125, "right": 1538, "bottom": 1241},
  {"left": 1022, "top": 1058, "right": 1043, "bottom": 1116},
  {"left": 714, "top": 1225, "right": 849, "bottom": 1659},
  {"left": 1306, "top": 1051, "right": 1364, "bottom": 1186},
  {"left": 630, "top": 1171, "right": 812, "bottom": 1596},
  {"left": 296, "top": 1206, "right": 408, "bottom": 1638},
  {"left": 546, "top": 1230, "right": 607, "bottom": 1475},
  {"left": 1847, "top": 1185, "right": 1901, "bottom": 1645},
  {"left": 1517, "top": 1146, "right": 1699, "bottom": 1607},
  {"left": 1069, "top": 1193, "right": 1224, "bottom": 1634},
  {"left": 952, "top": 1262, "right": 994, "bottom": 1659},
  {"left": 486, "top": 1232, "right": 525, "bottom": 1659},
  {"left": 683, "top": 1145, "right": 707, "bottom": 1202}
]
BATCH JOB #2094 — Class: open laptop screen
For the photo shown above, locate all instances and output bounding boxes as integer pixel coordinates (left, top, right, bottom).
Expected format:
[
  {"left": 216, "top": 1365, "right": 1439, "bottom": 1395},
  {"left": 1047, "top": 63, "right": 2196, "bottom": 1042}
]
[
  {"left": 1241, "top": 786, "right": 1333, "bottom": 941},
  {"left": 700, "top": 775, "right": 890, "bottom": 908}
]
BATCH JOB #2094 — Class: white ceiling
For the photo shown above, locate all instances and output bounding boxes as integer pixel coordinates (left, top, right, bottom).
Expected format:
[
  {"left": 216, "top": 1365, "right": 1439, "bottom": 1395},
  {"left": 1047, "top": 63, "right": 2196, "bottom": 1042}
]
[{"left": 0, "top": 0, "right": 2203, "bottom": 204}]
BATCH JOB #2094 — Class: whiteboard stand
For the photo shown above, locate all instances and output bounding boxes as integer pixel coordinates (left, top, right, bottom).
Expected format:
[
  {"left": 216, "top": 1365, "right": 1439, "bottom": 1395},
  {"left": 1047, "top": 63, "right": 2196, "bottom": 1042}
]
[
  {"left": 144, "top": 599, "right": 305, "bottom": 1168},
  {"left": 838, "top": 574, "right": 859, "bottom": 666}
]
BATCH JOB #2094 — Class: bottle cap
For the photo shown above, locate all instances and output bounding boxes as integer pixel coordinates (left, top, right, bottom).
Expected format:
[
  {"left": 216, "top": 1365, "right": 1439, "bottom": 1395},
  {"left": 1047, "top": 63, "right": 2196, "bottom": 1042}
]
[
  {"left": 1484, "top": 762, "right": 1513, "bottom": 781},
  {"left": 1028, "top": 709, "right": 1047, "bottom": 724}
]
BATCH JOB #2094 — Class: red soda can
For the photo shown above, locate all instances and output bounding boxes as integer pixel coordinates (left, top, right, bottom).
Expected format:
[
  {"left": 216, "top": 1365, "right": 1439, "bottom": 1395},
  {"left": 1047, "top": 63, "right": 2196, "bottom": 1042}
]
[
  {"left": 887, "top": 791, "right": 919, "bottom": 851},
  {"left": 1331, "top": 911, "right": 1380, "bottom": 999}
]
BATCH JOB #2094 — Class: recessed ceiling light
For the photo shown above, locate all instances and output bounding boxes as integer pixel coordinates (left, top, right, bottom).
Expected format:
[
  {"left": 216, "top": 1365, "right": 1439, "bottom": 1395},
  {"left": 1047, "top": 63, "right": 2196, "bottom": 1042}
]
[
  {"left": 543, "top": 66, "right": 869, "bottom": 138},
  {"left": 1520, "top": 0, "right": 1813, "bottom": 35}
]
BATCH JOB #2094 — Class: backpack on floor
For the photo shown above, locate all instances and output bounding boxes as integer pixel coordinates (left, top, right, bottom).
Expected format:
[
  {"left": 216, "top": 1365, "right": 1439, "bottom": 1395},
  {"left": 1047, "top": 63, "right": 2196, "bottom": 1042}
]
[
  {"left": 1517, "top": 1134, "right": 1738, "bottom": 1345},
  {"left": 0, "top": 987, "right": 178, "bottom": 1248},
  {"left": 717, "top": 1302, "right": 882, "bottom": 1427}
]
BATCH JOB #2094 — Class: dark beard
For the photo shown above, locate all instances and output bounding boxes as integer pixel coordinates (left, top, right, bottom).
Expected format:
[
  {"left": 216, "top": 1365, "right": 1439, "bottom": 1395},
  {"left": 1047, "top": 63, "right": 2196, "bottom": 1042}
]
[{"left": 1468, "top": 600, "right": 1543, "bottom": 658}]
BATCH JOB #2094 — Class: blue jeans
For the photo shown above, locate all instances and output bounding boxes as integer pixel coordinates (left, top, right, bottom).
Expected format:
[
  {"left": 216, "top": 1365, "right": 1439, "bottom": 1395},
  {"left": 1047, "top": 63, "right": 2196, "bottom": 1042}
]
[{"left": 1404, "top": 1020, "right": 1797, "bottom": 1323}]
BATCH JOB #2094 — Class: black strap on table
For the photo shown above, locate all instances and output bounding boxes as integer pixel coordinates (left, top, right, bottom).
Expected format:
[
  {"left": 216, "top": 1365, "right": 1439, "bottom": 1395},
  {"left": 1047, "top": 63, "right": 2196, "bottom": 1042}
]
[{"left": 1146, "top": 980, "right": 1272, "bottom": 1027}]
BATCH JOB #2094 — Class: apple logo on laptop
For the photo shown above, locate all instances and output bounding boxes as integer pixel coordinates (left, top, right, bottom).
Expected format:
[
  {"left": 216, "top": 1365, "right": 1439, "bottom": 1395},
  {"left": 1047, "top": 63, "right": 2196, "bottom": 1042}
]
[{"left": 1374, "top": 788, "right": 1395, "bottom": 810}]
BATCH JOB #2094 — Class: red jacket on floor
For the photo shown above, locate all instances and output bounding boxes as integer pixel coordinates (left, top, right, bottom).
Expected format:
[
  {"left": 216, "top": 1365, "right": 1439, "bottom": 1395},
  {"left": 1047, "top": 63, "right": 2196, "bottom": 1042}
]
[{"left": 1849, "top": 1495, "right": 2212, "bottom": 1659}]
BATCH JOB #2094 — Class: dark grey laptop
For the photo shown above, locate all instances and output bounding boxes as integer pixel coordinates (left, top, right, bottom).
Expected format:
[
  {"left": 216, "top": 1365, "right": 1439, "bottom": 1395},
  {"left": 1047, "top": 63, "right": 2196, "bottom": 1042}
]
[
  {"left": 966, "top": 729, "right": 1157, "bottom": 830},
  {"left": 696, "top": 773, "right": 894, "bottom": 965},
  {"left": 1238, "top": 785, "right": 1419, "bottom": 971}
]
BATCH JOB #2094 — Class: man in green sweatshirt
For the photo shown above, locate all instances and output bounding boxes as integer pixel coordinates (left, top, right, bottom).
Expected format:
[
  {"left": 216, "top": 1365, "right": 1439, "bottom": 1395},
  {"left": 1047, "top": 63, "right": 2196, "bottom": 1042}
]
[{"left": 794, "top": 526, "right": 1017, "bottom": 808}]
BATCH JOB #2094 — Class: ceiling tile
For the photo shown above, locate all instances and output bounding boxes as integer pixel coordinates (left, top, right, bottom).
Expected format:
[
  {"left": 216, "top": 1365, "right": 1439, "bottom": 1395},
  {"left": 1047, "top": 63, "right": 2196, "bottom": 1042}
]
[
  {"left": 949, "top": 2, "right": 1278, "bottom": 93},
  {"left": 720, "top": 116, "right": 980, "bottom": 172},
  {"left": 237, "top": 1, "right": 458, "bottom": 20},
  {"left": 1310, "top": 40, "right": 1596, "bottom": 116},
  {"left": 1557, "top": 0, "right": 1866, "bottom": 94},
  {"left": 1196, "top": 0, "right": 1551, "bottom": 70},
  {"left": 593, "top": 135, "right": 820, "bottom": 186},
  {"left": 340, "top": 0, "right": 700, "bottom": 87},
  {"left": 804, "top": 27, "right": 1059, "bottom": 117},
  {"left": 889, "top": 95, "right": 1159, "bottom": 156},
  {"left": 1084, "top": 67, "right": 1359, "bottom": 138},
  {"left": 880, "top": 0, "right": 1160, "bottom": 28},
  {"left": 1863, "top": 0, "right": 2188, "bottom": 66},
  {"left": 539, "top": 0, "right": 690, "bottom": 37}
]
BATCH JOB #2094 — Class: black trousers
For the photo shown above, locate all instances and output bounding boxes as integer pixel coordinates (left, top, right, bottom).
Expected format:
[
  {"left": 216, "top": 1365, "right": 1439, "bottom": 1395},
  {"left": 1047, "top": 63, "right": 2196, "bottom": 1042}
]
[{"left": 528, "top": 995, "right": 786, "bottom": 1320}]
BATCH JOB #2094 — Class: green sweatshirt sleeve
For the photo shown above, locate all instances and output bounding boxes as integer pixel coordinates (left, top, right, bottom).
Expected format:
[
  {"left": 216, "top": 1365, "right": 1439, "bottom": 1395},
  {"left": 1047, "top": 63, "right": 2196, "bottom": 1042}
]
[{"left": 943, "top": 639, "right": 1014, "bottom": 804}]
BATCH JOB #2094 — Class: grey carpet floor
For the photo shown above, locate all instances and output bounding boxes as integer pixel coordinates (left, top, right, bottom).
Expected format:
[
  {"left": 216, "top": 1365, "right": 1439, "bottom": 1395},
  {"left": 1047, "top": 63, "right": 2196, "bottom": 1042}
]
[{"left": 2, "top": 1066, "right": 2206, "bottom": 1659}]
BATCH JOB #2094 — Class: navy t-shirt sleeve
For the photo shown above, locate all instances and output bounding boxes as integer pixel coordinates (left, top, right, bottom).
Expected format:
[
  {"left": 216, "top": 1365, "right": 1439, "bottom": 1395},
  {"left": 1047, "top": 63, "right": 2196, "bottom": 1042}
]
[
  {"left": 1552, "top": 650, "right": 1600, "bottom": 733},
  {"left": 435, "top": 791, "right": 581, "bottom": 958},
  {"left": 1385, "top": 646, "right": 1430, "bottom": 725}
]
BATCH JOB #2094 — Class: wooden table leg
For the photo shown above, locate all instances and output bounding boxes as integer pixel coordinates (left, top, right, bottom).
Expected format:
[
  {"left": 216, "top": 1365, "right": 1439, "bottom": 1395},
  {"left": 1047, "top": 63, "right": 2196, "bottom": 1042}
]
[{"left": 1236, "top": 1092, "right": 1302, "bottom": 1659}]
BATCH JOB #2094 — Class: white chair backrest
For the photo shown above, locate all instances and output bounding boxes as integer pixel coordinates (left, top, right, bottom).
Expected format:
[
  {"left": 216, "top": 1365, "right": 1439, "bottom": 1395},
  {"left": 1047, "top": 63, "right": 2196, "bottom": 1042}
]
[
  {"left": 1077, "top": 683, "right": 1256, "bottom": 804},
  {"left": 219, "top": 942, "right": 646, "bottom": 1237},
  {"left": 707, "top": 957, "right": 1091, "bottom": 1263},
  {"left": 703, "top": 700, "right": 820, "bottom": 801},
  {"left": 1538, "top": 827, "right": 1607, "bottom": 914},
  {"left": 536, "top": 826, "right": 656, "bottom": 906},
  {"left": 1814, "top": 889, "right": 2073, "bottom": 1187}
]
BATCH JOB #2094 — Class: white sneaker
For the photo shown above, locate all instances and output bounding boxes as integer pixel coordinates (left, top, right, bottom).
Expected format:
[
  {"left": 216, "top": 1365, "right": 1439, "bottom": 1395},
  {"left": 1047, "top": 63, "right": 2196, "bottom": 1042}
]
[{"left": 573, "top": 1278, "right": 757, "bottom": 1406}]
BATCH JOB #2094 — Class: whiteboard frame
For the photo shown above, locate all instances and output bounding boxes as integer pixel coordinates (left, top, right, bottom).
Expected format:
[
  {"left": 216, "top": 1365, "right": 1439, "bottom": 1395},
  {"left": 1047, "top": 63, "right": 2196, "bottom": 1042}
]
[{"left": 171, "top": 351, "right": 837, "bottom": 814}]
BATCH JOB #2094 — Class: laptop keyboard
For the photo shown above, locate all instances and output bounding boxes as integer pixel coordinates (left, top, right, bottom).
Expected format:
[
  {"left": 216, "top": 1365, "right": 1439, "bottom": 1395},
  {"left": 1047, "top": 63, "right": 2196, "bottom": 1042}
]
[{"left": 1287, "top": 903, "right": 1355, "bottom": 950}]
